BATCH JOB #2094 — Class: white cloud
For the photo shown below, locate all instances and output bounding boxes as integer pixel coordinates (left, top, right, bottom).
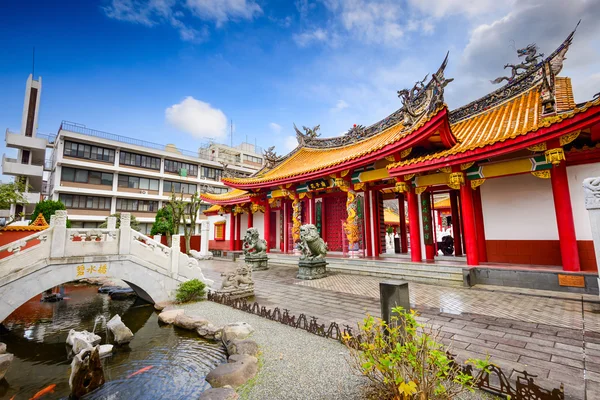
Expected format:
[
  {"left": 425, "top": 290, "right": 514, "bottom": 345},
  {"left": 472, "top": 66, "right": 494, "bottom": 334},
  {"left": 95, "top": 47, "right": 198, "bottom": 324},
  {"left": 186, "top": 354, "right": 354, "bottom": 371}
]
[
  {"left": 165, "top": 97, "right": 228, "bottom": 139},
  {"left": 293, "top": 28, "right": 330, "bottom": 47},
  {"left": 103, "top": 0, "right": 261, "bottom": 41},
  {"left": 407, "top": 0, "right": 510, "bottom": 19},
  {"left": 331, "top": 99, "right": 349, "bottom": 112},
  {"left": 269, "top": 122, "right": 282, "bottom": 133},
  {"left": 185, "top": 0, "right": 262, "bottom": 27}
]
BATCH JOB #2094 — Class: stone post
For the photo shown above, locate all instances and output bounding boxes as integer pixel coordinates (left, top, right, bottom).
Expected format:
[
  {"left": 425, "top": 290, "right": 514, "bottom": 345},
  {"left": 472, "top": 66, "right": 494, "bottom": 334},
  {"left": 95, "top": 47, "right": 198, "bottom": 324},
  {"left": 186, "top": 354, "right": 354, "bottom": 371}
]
[
  {"left": 107, "top": 216, "right": 117, "bottom": 230},
  {"left": 200, "top": 221, "right": 210, "bottom": 256},
  {"left": 170, "top": 234, "right": 181, "bottom": 278},
  {"left": 379, "top": 281, "right": 410, "bottom": 327},
  {"left": 49, "top": 215, "right": 55, "bottom": 227},
  {"left": 583, "top": 177, "right": 600, "bottom": 290},
  {"left": 50, "top": 210, "right": 68, "bottom": 258},
  {"left": 118, "top": 213, "right": 131, "bottom": 255}
]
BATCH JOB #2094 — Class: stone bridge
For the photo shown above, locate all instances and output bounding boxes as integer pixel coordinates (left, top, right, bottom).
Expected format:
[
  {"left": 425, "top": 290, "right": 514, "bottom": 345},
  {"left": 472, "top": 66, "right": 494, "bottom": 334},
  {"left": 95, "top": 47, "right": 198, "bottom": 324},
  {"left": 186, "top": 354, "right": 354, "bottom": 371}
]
[{"left": 0, "top": 211, "right": 214, "bottom": 322}]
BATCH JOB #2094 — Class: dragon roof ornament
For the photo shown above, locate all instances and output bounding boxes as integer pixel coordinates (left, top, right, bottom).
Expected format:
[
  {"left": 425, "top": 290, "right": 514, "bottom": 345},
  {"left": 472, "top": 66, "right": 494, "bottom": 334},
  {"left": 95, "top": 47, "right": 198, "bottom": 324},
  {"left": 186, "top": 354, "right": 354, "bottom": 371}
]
[
  {"left": 263, "top": 146, "right": 285, "bottom": 169},
  {"left": 220, "top": 162, "right": 247, "bottom": 179},
  {"left": 450, "top": 21, "right": 580, "bottom": 123},
  {"left": 291, "top": 53, "right": 452, "bottom": 149}
]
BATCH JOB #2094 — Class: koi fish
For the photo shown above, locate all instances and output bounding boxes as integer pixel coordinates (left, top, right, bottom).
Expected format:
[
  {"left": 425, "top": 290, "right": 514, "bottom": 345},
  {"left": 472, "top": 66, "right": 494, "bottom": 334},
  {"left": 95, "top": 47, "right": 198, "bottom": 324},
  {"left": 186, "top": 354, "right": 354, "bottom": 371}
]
[
  {"left": 126, "top": 365, "right": 153, "bottom": 379},
  {"left": 10, "top": 396, "right": 15, "bottom": 400},
  {"left": 29, "top": 384, "right": 56, "bottom": 399}
]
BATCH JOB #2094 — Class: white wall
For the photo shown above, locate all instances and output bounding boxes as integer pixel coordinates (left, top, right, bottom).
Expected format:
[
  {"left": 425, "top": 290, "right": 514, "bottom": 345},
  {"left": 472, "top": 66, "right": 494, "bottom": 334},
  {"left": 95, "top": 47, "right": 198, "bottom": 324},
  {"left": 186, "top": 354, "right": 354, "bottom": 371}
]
[
  {"left": 481, "top": 173, "right": 558, "bottom": 240},
  {"left": 240, "top": 213, "right": 248, "bottom": 239},
  {"left": 274, "top": 209, "right": 281, "bottom": 249},
  {"left": 567, "top": 163, "right": 600, "bottom": 240},
  {"left": 253, "top": 213, "right": 265, "bottom": 238}
]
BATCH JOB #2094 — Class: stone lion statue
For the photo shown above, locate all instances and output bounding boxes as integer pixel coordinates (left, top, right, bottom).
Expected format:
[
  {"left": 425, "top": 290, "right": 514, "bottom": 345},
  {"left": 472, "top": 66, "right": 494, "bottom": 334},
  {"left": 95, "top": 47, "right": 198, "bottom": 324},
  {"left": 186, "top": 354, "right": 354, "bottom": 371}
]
[
  {"left": 243, "top": 227, "right": 267, "bottom": 256},
  {"left": 298, "top": 224, "right": 328, "bottom": 260},
  {"left": 220, "top": 265, "right": 254, "bottom": 290}
]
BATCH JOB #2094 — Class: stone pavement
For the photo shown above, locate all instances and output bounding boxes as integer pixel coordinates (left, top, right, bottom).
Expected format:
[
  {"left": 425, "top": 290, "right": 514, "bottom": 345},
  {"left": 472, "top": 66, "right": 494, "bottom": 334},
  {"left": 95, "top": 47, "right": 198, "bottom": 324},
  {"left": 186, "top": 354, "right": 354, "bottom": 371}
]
[{"left": 201, "top": 260, "right": 600, "bottom": 400}]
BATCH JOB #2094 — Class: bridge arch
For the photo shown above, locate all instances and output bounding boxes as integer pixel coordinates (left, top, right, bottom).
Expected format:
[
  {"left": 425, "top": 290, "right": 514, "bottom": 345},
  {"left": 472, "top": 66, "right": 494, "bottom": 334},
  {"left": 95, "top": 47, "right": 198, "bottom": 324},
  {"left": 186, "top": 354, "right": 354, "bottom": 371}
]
[{"left": 0, "top": 260, "right": 178, "bottom": 323}]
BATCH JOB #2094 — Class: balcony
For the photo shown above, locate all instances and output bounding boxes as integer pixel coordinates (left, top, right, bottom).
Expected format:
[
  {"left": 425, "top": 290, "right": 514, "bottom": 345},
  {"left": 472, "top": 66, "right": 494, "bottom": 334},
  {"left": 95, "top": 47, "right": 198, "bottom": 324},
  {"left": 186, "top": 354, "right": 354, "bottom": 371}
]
[
  {"left": 2, "top": 155, "right": 44, "bottom": 177},
  {"left": 23, "top": 192, "right": 42, "bottom": 204},
  {"left": 5, "top": 129, "right": 48, "bottom": 151}
]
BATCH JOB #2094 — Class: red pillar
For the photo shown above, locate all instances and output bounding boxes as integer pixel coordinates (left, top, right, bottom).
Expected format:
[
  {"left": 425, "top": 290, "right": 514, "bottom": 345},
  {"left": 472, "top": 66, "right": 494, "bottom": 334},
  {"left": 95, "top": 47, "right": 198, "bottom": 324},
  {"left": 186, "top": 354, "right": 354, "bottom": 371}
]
[
  {"left": 551, "top": 162, "right": 581, "bottom": 271},
  {"left": 423, "top": 191, "right": 436, "bottom": 261},
  {"left": 321, "top": 199, "right": 327, "bottom": 249},
  {"left": 472, "top": 188, "right": 487, "bottom": 262},
  {"left": 373, "top": 191, "right": 381, "bottom": 255},
  {"left": 264, "top": 202, "right": 271, "bottom": 253},
  {"left": 407, "top": 189, "right": 422, "bottom": 262},
  {"left": 235, "top": 213, "right": 242, "bottom": 250},
  {"left": 398, "top": 193, "right": 408, "bottom": 253},
  {"left": 449, "top": 191, "right": 463, "bottom": 256},
  {"left": 248, "top": 210, "right": 253, "bottom": 229},
  {"left": 229, "top": 212, "right": 235, "bottom": 251},
  {"left": 459, "top": 183, "right": 479, "bottom": 266},
  {"left": 310, "top": 197, "right": 316, "bottom": 224},
  {"left": 365, "top": 190, "right": 373, "bottom": 257}
]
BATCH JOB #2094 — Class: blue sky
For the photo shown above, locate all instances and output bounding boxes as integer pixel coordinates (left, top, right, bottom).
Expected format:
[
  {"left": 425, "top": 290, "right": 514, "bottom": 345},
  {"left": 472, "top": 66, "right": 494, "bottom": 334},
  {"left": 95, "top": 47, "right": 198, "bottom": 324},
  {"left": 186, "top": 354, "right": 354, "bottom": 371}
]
[{"left": 1, "top": 0, "right": 599, "bottom": 164}]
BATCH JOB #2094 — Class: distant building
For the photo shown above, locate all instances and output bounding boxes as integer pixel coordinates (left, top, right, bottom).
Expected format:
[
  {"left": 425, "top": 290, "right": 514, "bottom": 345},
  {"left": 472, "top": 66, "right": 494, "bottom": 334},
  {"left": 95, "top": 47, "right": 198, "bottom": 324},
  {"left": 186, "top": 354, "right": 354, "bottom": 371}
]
[{"left": 2, "top": 75, "right": 265, "bottom": 234}]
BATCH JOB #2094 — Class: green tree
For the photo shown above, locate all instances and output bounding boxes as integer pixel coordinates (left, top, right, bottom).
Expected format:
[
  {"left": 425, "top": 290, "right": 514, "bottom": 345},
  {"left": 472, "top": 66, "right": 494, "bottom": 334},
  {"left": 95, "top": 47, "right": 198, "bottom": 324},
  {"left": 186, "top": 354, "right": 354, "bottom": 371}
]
[
  {"left": 30, "top": 199, "right": 72, "bottom": 227},
  {"left": 99, "top": 213, "right": 140, "bottom": 230},
  {"left": 150, "top": 206, "right": 175, "bottom": 246},
  {"left": 0, "top": 181, "right": 29, "bottom": 225}
]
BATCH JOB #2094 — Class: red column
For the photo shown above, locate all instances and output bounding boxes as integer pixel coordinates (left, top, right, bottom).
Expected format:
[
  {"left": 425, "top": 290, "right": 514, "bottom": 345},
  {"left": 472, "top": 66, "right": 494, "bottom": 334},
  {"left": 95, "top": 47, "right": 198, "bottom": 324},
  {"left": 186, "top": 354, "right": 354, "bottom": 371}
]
[
  {"left": 459, "top": 182, "right": 479, "bottom": 266},
  {"left": 264, "top": 202, "right": 271, "bottom": 253},
  {"left": 235, "top": 213, "right": 242, "bottom": 250},
  {"left": 229, "top": 212, "right": 235, "bottom": 251},
  {"left": 321, "top": 199, "right": 327, "bottom": 248},
  {"left": 551, "top": 162, "right": 581, "bottom": 271},
  {"left": 449, "top": 191, "right": 463, "bottom": 256},
  {"left": 310, "top": 197, "right": 316, "bottom": 224},
  {"left": 364, "top": 190, "right": 373, "bottom": 257},
  {"left": 423, "top": 191, "right": 436, "bottom": 261},
  {"left": 407, "top": 189, "right": 422, "bottom": 262},
  {"left": 373, "top": 191, "right": 381, "bottom": 256},
  {"left": 248, "top": 210, "right": 253, "bottom": 229},
  {"left": 472, "top": 187, "right": 487, "bottom": 262},
  {"left": 398, "top": 193, "right": 408, "bottom": 253}
]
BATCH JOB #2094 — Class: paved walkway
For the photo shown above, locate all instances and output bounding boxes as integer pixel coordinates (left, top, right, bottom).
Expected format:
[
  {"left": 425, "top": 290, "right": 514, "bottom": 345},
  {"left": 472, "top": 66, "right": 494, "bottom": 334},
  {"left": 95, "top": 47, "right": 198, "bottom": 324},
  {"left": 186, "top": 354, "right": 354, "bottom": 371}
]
[{"left": 201, "top": 260, "right": 600, "bottom": 400}]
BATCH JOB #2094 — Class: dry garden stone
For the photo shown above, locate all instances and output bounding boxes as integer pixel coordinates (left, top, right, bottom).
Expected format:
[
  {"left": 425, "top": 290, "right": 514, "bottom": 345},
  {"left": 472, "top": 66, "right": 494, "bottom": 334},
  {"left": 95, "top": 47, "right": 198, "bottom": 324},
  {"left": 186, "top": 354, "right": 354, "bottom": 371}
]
[
  {"left": 198, "top": 386, "right": 239, "bottom": 400},
  {"left": 158, "top": 309, "right": 184, "bottom": 324},
  {"left": 197, "top": 323, "right": 223, "bottom": 340},
  {"left": 226, "top": 339, "right": 259, "bottom": 357},
  {"left": 173, "top": 314, "right": 209, "bottom": 330},
  {"left": 221, "top": 322, "right": 254, "bottom": 343},
  {"left": 206, "top": 354, "right": 258, "bottom": 388}
]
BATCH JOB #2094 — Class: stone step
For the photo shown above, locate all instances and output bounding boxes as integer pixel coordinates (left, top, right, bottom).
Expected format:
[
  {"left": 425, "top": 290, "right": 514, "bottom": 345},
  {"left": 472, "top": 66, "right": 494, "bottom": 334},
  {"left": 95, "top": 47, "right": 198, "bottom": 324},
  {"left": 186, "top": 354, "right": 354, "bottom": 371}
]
[{"left": 324, "top": 262, "right": 463, "bottom": 282}]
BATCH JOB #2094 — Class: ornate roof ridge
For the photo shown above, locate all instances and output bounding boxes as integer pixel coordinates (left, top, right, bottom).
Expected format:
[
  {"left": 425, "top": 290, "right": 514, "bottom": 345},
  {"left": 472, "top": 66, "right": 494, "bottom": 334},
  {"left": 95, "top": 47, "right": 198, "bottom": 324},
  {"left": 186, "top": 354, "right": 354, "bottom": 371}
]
[{"left": 449, "top": 22, "right": 579, "bottom": 124}]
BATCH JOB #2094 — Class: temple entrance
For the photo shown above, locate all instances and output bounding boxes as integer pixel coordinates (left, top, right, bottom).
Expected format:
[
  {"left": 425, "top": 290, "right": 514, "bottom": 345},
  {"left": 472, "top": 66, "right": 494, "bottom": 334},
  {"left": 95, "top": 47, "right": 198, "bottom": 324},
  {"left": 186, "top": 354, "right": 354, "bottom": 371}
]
[{"left": 324, "top": 195, "right": 347, "bottom": 252}]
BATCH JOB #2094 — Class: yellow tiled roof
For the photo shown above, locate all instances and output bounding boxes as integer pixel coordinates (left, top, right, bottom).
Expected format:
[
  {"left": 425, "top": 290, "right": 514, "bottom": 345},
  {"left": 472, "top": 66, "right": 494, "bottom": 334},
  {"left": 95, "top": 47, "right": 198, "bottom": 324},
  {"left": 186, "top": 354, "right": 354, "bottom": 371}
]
[
  {"left": 203, "top": 204, "right": 221, "bottom": 214},
  {"left": 384, "top": 208, "right": 400, "bottom": 225},
  {"left": 555, "top": 77, "right": 576, "bottom": 112},
  {"left": 389, "top": 79, "right": 598, "bottom": 169},
  {"left": 201, "top": 189, "right": 250, "bottom": 202},
  {"left": 222, "top": 107, "right": 446, "bottom": 186}
]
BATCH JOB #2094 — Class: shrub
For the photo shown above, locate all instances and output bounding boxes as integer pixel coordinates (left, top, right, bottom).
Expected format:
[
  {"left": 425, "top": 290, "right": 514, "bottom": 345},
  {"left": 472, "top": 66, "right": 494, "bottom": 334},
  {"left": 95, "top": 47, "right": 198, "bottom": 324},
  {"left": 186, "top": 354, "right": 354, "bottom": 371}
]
[
  {"left": 343, "top": 307, "right": 490, "bottom": 399},
  {"left": 99, "top": 213, "right": 140, "bottom": 231},
  {"left": 175, "top": 279, "right": 206, "bottom": 303},
  {"left": 31, "top": 200, "right": 71, "bottom": 227}
]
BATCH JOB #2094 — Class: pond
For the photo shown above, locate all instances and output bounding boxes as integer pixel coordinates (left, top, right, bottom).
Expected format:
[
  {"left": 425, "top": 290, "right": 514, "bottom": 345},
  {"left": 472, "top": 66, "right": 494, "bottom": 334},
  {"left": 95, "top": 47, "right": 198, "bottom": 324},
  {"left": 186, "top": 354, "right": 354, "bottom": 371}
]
[{"left": 0, "top": 283, "right": 227, "bottom": 399}]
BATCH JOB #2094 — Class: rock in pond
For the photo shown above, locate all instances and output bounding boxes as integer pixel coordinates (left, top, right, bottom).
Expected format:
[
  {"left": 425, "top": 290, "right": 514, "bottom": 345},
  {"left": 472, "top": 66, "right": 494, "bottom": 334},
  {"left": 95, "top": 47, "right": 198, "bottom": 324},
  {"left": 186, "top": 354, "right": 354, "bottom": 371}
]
[
  {"left": 197, "top": 323, "right": 223, "bottom": 341},
  {"left": 198, "top": 386, "right": 239, "bottom": 400},
  {"left": 0, "top": 353, "right": 14, "bottom": 380},
  {"left": 158, "top": 309, "right": 184, "bottom": 324},
  {"left": 69, "top": 346, "right": 105, "bottom": 398},
  {"left": 0, "top": 342, "right": 6, "bottom": 354},
  {"left": 173, "top": 314, "right": 209, "bottom": 330},
  {"left": 67, "top": 330, "right": 101, "bottom": 347},
  {"left": 226, "top": 339, "right": 259, "bottom": 357},
  {"left": 106, "top": 314, "right": 134, "bottom": 345},
  {"left": 98, "top": 344, "right": 113, "bottom": 358},
  {"left": 221, "top": 322, "right": 254, "bottom": 343},
  {"left": 206, "top": 354, "right": 258, "bottom": 388},
  {"left": 109, "top": 288, "right": 137, "bottom": 300}
]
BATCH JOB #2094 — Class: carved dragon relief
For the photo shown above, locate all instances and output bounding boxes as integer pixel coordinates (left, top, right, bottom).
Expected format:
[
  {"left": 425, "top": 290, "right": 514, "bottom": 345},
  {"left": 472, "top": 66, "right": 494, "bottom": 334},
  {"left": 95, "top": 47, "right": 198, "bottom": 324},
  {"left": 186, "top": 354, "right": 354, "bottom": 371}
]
[
  {"left": 220, "top": 162, "right": 246, "bottom": 179},
  {"left": 263, "top": 146, "right": 284, "bottom": 169},
  {"left": 491, "top": 43, "right": 544, "bottom": 85}
]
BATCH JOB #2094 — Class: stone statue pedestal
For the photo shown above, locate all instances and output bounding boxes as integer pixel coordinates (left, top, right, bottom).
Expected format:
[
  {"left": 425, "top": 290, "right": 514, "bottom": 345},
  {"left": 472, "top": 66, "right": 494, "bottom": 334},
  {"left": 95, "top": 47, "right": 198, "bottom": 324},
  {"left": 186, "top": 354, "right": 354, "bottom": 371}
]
[
  {"left": 245, "top": 254, "right": 268, "bottom": 271},
  {"left": 213, "top": 287, "right": 254, "bottom": 300},
  {"left": 297, "top": 259, "right": 328, "bottom": 280}
]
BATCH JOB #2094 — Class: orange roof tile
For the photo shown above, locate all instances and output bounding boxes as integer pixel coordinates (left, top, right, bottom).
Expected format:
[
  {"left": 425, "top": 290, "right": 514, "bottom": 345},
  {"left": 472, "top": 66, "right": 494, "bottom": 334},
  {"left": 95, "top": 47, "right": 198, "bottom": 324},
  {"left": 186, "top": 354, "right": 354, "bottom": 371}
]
[
  {"left": 2, "top": 213, "right": 49, "bottom": 232},
  {"left": 555, "top": 77, "right": 576, "bottom": 112},
  {"left": 201, "top": 188, "right": 250, "bottom": 203}
]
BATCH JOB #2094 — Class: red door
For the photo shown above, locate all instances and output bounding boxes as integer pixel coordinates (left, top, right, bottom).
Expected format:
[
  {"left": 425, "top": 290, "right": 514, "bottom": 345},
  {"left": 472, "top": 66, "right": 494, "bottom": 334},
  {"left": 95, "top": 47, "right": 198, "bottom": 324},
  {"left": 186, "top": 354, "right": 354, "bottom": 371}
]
[
  {"left": 324, "top": 195, "right": 347, "bottom": 252},
  {"left": 269, "top": 211, "right": 277, "bottom": 250}
]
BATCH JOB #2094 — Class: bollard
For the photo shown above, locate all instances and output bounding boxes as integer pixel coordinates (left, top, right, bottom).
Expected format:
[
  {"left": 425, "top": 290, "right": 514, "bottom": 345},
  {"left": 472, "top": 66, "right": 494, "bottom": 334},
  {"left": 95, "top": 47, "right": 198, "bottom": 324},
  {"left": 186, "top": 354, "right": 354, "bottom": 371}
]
[{"left": 379, "top": 281, "right": 410, "bottom": 326}]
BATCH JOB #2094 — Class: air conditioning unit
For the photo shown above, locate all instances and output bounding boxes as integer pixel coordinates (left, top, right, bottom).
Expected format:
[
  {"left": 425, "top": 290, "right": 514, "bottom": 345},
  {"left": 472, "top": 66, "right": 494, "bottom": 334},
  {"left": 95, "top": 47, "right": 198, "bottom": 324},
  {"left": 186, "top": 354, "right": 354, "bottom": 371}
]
[{"left": 140, "top": 190, "right": 148, "bottom": 195}]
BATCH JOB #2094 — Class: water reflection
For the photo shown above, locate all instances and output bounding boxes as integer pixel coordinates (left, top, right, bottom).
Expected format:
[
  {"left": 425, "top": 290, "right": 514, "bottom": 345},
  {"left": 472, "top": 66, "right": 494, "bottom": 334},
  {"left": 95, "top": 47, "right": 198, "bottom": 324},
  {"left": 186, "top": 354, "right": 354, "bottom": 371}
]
[{"left": 0, "top": 283, "right": 226, "bottom": 399}]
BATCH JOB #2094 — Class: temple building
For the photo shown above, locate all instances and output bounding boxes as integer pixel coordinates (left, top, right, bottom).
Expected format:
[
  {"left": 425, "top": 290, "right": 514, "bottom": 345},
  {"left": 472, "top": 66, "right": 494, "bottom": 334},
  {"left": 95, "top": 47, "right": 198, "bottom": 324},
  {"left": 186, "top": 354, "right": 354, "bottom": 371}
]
[{"left": 202, "top": 26, "right": 600, "bottom": 279}]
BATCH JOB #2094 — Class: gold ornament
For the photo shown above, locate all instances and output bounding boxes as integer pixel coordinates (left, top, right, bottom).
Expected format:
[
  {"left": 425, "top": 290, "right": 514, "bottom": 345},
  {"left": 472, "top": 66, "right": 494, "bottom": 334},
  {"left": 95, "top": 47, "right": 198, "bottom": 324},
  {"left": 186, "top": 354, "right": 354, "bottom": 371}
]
[
  {"left": 527, "top": 142, "right": 547, "bottom": 152},
  {"left": 384, "top": 155, "right": 396, "bottom": 162},
  {"left": 335, "top": 178, "right": 349, "bottom": 190},
  {"left": 559, "top": 130, "right": 580, "bottom": 147},
  {"left": 354, "top": 182, "right": 366, "bottom": 191},
  {"left": 460, "top": 162, "right": 474, "bottom": 171},
  {"left": 400, "top": 148, "right": 412, "bottom": 158},
  {"left": 403, "top": 173, "right": 415, "bottom": 181},
  {"left": 394, "top": 182, "right": 409, "bottom": 193},
  {"left": 340, "top": 169, "right": 350, "bottom": 177},
  {"left": 439, "top": 166, "right": 452, "bottom": 174},
  {"left": 544, "top": 148, "right": 565, "bottom": 166},
  {"left": 470, "top": 179, "right": 485, "bottom": 189},
  {"left": 415, "top": 186, "right": 427, "bottom": 195},
  {"left": 447, "top": 172, "right": 465, "bottom": 190},
  {"left": 531, "top": 170, "right": 551, "bottom": 179}
]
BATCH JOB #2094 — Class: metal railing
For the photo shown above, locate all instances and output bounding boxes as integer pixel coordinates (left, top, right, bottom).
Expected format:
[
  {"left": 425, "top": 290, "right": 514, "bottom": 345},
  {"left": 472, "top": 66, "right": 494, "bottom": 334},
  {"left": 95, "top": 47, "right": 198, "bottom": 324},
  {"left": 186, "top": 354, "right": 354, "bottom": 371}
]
[{"left": 37, "top": 133, "right": 57, "bottom": 144}]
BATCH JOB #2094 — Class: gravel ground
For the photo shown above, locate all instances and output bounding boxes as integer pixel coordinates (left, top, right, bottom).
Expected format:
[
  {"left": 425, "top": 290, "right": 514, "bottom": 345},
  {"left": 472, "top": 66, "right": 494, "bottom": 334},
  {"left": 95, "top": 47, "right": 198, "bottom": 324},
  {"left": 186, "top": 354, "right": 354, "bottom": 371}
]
[
  {"left": 179, "top": 301, "right": 497, "bottom": 400},
  {"left": 180, "top": 301, "right": 365, "bottom": 400}
]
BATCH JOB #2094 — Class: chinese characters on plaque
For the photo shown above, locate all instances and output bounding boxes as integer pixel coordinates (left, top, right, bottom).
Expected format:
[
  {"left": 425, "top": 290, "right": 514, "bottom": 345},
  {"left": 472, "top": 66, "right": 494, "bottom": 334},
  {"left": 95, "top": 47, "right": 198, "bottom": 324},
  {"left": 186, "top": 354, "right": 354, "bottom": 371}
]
[{"left": 76, "top": 264, "right": 108, "bottom": 277}]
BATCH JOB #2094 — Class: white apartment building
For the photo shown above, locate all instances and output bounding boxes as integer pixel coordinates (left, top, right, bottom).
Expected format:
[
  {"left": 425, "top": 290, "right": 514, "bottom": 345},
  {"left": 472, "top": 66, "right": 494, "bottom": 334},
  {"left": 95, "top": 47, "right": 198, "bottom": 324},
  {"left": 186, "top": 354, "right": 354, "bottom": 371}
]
[{"left": 3, "top": 75, "right": 265, "bottom": 233}]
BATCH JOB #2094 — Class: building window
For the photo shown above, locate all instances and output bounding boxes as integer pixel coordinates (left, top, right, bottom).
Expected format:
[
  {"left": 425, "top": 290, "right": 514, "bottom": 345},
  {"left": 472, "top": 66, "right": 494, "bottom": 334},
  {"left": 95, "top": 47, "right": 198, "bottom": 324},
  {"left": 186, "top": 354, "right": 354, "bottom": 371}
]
[
  {"left": 61, "top": 167, "right": 113, "bottom": 186},
  {"left": 201, "top": 166, "right": 222, "bottom": 181},
  {"left": 119, "top": 151, "right": 160, "bottom": 170},
  {"left": 199, "top": 204, "right": 211, "bottom": 213},
  {"left": 214, "top": 221, "right": 226, "bottom": 241},
  {"left": 59, "top": 194, "right": 111, "bottom": 210},
  {"left": 243, "top": 154, "right": 263, "bottom": 164},
  {"left": 118, "top": 175, "right": 159, "bottom": 191},
  {"left": 64, "top": 141, "right": 115, "bottom": 163},
  {"left": 209, "top": 186, "right": 229, "bottom": 194},
  {"left": 164, "top": 160, "right": 198, "bottom": 176},
  {"left": 163, "top": 181, "right": 197, "bottom": 195},
  {"left": 116, "top": 198, "right": 159, "bottom": 212}
]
